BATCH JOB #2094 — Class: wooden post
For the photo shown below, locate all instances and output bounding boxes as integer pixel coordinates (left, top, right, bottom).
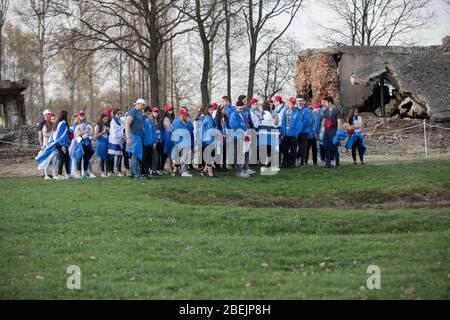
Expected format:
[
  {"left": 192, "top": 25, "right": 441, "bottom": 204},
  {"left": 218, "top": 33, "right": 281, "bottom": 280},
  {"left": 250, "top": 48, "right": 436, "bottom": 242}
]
[
  {"left": 423, "top": 119, "right": 428, "bottom": 160},
  {"left": 380, "top": 77, "right": 386, "bottom": 127}
]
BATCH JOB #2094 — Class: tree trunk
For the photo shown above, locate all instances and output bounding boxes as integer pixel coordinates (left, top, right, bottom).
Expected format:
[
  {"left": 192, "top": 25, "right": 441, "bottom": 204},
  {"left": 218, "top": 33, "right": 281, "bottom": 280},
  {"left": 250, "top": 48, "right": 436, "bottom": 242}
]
[
  {"left": 224, "top": 0, "right": 231, "bottom": 98},
  {"left": 148, "top": 50, "right": 160, "bottom": 107},
  {"left": 119, "top": 51, "right": 123, "bottom": 108},
  {"left": 200, "top": 42, "right": 211, "bottom": 106},
  {"left": 247, "top": 36, "right": 258, "bottom": 100},
  {"left": 0, "top": 29, "right": 3, "bottom": 80},
  {"left": 208, "top": 38, "right": 214, "bottom": 100}
]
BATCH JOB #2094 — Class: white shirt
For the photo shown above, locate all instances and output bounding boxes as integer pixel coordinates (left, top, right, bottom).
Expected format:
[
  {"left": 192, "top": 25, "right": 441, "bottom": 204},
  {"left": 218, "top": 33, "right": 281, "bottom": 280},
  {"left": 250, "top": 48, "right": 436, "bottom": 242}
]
[
  {"left": 274, "top": 104, "right": 286, "bottom": 128},
  {"left": 353, "top": 115, "right": 362, "bottom": 132},
  {"left": 249, "top": 109, "right": 262, "bottom": 129},
  {"left": 261, "top": 111, "right": 275, "bottom": 127}
]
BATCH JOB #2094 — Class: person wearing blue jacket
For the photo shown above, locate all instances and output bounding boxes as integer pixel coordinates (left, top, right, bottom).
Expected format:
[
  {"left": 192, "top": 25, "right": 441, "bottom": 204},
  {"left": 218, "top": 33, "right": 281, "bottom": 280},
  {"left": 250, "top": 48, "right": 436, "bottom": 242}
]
[
  {"left": 201, "top": 104, "right": 219, "bottom": 179},
  {"left": 295, "top": 95, "right": 312, "bottom": 166},
  {"left": 229, "top": 101, "right": 250, "bottom": 177},
  {"left": 280, "top": 97, "right": 302, "bottom": 169},
  {"left": 141, "top": 106, "right": 157, "bottom": 178},
  {"left": 172, "top": 108, "right": 193, "bottom": 177},
  {"left": 347, "top": 108, "right": 366, "bottom": 165},
  {"left": 222, "top": 96, "right": 236, "bottom": 120},
  {"left": 306, "top": 102, "right": 322, "bottom": 165}
]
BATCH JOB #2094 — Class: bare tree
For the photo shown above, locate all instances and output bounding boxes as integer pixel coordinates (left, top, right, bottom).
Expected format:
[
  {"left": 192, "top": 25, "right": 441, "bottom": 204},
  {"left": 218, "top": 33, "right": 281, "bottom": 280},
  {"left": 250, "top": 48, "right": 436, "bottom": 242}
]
[
  {"left": 320, "top": 0, "right": 435, "bottom": 46},
  {"left": 54, "top": 0, "right": 193, "bottom": 107},
  {"left": 243, "top": 0, "right": 304, "bottom": 100},
  {"left": 0, "top": 0, "right": 9, "bottom": 80},
  {"left": 222, "top": 0, "right": 243, "bottom": 99},
  {"left": 16, "top": 0, "right": 58, "bottom": 111},
  {"left": 177, "top": 0, "right": 226, "bottom": 106},
  {"left": 255, "top": 36, "right": 300, "bottom": 99}
]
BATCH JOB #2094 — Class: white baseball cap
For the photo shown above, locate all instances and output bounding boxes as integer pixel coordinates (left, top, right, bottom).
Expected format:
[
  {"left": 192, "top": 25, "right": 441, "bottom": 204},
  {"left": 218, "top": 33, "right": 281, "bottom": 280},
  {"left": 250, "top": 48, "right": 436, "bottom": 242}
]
[
  {"left": 134, "top": 98, "right": 146, "bottom": 106},
  {"left": 43, "top": 109, "right": 52, "bottom": 116}
]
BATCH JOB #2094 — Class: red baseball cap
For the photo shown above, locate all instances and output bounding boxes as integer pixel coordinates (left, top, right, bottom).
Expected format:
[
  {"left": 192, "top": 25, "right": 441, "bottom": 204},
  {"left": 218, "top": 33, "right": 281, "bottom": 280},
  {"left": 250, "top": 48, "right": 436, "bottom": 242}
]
[
  {"left": 288, "top": 97, "right": 296, "bottom": 104},
  {"left": 314, "top": 102, "right": 322, "bottom": 109},
  {"left": 104, "top": 107, "right": 113, "bottom": 115},
  {"left": 274, "top": 95, "right": 283, "bottom": 103},
  {"left": 163, "top": 105, "right": 173, "bottom": 111},
  {"left": 210, "top": 103, "right": 218, "bottom": 110},
  {"left": 77, "top": 110, "right": 85, "bottom": 116},
  {"left": 321, "top": 96, "right": 327, "bottom": 101},
  {"left": 266, "top": 98, "right": 273, "bottom": 104},
  {"left": 248, "top": 98, "right": 258, "bottom": 105},
  {"left": 151, "top": 107, "right": 159, "bottom": 112},
  {"left": 178, "top": 108, "right": 189, "bottom": 116}
]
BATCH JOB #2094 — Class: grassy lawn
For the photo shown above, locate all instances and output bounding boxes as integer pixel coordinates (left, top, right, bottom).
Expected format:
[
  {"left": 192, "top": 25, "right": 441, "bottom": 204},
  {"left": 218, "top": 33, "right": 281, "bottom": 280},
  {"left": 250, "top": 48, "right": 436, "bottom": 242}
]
[{"left": 0, "top": 160, "right": 449, "bottom": 299}]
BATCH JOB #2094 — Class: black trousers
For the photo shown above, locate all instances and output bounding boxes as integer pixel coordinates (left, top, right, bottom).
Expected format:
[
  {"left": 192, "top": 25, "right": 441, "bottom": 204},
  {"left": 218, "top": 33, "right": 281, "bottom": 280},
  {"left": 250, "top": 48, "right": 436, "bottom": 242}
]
[
  {"left": 57, "top": 146, "right": 70, "bottom": 175},
  {"left": 352, "top": 136, "right": 364, "bottom": 162},
  {"left": 122, "top": 141, "right": 130, "bottom": 170},
  {"left": 279, "top": 138, "right": 286, "bottom": 166},
  {"left": 99, "top": 158, "right": 111, "bottom": 173},
  {"left": 141, "top": 145, "right": 154, "bottom": 175},
  {"left": 296, "top": 133, "right": 308, "bottom": 164},
  {"left": 283, "top": 136, "right": 298, "bottom": 168},
  {"left": 108, "top": 154, "right": 122, "bottom": 173},
  {"left": 77, "top": 144, "right": 94, "bottom": 172},
  {"left": 306, "top": 138, "right": 318, "bottom": 165},
  {"left": 152, "top": 142, "right": 162, "bottom": 171}
]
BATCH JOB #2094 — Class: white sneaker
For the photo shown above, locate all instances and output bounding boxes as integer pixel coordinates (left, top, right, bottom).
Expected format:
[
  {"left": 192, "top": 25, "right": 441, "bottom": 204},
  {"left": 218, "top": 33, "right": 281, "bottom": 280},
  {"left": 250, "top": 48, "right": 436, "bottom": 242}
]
[
  {"left": 181, "top": 172, "right": 193, "bottom": 177},
  {"left": 245, "top": 169, "right": 256, "bottom": 175},
  {"left": 89, "top": 173, "right": 96, "bottom": 178},
  {"left": 107, "top": 172, "right": 114, "bottom": 177},
  {"left": 116, "top": 172, "right": 124, "bottom": 177},
  {"left": 44, "top": 176, "right": 52, "bottom": 180},
  {"left": 101, "top": 173, "right": 107, "bottom": 178},
  {"left": 62, "top": 175, "right": 69, "bottom": 180},
  {"left": 271, "top": 166, "right": 280, "bottom": 172},
  {"left": 236, "top": 172, "right": 250, "bottom": 178}
]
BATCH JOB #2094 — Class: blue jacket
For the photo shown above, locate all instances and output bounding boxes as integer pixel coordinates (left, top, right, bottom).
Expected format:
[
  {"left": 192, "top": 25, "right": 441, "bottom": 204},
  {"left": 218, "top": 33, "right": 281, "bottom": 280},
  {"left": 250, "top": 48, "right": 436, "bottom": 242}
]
[
  {"left": 345, "top": 131, "right": 367, "bottom": 154},
  {"left": 172, "top": 118, "right": 192, "bottom": 149},
  {"left": 229, "top": 111, "right": 248, "bottom": 141},
  {"left": 299, "top": 106, "right": 313, "bottom": 137},
  {"left": 143, "top": 116, "right": 157, "bottom": 146},
  {"left": 280, "top": 107, "right": 302, "bottom": 137},
  {"left": 226, "top": 105, "right": 236, "bottom": 119},
  {"left": 313, "top": 107, "right": 324, "bottom": 135},
  {"left": 202, "top": 114, "right": 216, "bottom": 145},
  {"left": 333, "top": 129, "right": 348, "bottom": 146}
]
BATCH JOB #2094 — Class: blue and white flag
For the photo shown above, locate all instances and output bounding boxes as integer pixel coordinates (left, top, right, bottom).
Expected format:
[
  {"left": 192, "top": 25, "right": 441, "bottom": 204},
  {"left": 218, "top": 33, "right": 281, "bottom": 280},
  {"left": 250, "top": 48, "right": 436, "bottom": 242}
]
[{"left": 35, "top": 121, "right": 68, "bottom": 170}]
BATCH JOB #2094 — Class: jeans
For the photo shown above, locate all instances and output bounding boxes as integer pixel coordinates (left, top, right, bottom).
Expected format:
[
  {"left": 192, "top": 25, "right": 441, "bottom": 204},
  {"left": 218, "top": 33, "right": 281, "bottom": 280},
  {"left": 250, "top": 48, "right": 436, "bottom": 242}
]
[
  {"left": 324, "top": 131, "right": 340, "bottom": 166},
  {"left": 77, "top": 144, "right": 94, "bottom": 172},
  {"left": 130, "top": 154, "right": 141, "bottom": 178}
]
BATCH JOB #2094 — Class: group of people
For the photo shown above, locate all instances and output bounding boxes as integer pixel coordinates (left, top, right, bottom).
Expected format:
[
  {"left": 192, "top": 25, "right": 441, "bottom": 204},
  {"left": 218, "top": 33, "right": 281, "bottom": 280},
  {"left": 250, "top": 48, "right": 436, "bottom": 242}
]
[{"left": 35, "top": 94, "right": 366, "bottom": 180}]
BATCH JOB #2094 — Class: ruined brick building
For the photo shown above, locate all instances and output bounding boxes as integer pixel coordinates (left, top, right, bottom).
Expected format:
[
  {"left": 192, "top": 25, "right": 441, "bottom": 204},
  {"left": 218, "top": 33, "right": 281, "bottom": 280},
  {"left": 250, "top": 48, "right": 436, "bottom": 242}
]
[
  {"left": 295, "top": 37, "right": 450, "bottom": 123},
  {"left": 0, "top": 79, "right": 28, "bottom": 128}
]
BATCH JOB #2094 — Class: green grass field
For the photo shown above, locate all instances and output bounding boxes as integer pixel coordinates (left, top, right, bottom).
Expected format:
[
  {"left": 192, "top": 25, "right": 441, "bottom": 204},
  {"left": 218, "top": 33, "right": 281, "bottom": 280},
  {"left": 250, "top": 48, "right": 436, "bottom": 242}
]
[{"left": 1, "top": 160, "right": 449, "bottom": 299}]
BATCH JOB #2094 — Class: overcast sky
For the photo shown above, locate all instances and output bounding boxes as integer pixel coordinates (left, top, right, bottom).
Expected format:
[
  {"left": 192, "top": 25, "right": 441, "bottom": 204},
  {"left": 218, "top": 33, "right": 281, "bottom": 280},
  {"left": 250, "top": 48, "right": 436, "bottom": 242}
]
[{"left": 289, "top": 0, "right": 450, "bottom": 48}]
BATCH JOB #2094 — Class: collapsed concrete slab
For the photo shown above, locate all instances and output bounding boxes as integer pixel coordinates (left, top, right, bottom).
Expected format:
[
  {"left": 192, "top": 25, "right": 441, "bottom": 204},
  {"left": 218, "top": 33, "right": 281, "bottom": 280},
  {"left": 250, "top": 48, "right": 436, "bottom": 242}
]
[{"left": 295, "top": 37, "right": 450, "bottom": 122}]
